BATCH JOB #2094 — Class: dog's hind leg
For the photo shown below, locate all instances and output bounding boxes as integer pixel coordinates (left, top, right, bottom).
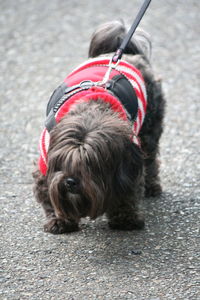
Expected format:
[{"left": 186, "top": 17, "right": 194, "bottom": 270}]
[
  {"left": 144, "top": 155, "right": 162, "bottom": 197},
  {"left": 140, "top": 78, "right": 165, "bottom": 198}
]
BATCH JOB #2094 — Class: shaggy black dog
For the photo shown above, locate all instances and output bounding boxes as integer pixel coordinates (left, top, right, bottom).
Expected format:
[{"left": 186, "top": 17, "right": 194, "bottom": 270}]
[{"left": 33, "top": 20, "right": 165, "bottom": 234}]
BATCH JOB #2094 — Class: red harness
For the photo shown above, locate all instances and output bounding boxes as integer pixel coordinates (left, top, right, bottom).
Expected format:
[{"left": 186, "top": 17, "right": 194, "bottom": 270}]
[{"left": 39, "top": 57, "right": 147, "bottom": 175}]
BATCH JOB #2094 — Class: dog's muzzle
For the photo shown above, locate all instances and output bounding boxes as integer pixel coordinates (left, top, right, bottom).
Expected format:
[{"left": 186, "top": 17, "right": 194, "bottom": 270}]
[{"left": 65, "top": 177, "right": 79, "bottom": 194}]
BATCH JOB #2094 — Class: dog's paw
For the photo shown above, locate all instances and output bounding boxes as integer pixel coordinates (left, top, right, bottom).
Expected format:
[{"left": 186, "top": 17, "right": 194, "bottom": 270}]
[
  {"left": 44, "top": 218, "right": 79, "bottom": 234},
  {"left": 145, "top": 183, "right": 162, "bottom": 197},
  {"left": 108, "top": 214, "right": 145, "bottom": 231}
]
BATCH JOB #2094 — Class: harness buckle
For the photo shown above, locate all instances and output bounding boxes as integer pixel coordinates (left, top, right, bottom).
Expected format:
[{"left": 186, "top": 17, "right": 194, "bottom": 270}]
[{"left": 80, "top": 80, "right": 95, "bottom": 88}]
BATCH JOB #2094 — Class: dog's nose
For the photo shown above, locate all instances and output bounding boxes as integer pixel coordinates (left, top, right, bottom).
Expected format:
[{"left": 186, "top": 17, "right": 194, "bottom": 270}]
[{"left": 65, "top": 177, "right": 79, "bottom": 193}]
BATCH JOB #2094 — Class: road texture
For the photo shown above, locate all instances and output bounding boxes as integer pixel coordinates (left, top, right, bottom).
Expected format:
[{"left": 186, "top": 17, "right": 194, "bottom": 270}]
[{"left": 0, "top": 0, "right": 199, "bottom": 299}]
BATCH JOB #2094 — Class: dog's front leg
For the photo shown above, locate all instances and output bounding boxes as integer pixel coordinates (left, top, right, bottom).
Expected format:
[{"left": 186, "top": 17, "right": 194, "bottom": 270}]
[
  {"left": 33, "top": 170, "right": 79, "bottom": 234},
  {"left": 106, "top": 181, "right": 145, "bottom": 231},
  {"left": 43, "top": 217, "right": 79, "bottom": 234},
  {"left": 42, "top": 199, "right": 80, "bottom": 234}
]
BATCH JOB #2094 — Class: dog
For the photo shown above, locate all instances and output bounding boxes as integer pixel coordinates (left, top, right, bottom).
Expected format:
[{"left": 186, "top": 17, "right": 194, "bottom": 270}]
[{"left": 33, "top": 20, "right": 165, "bottom": 234}]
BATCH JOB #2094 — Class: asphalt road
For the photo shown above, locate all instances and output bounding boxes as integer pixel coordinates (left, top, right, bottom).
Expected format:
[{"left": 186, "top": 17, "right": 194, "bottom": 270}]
[{"left": 0, "top": 0, "right": 199, "bottom": 299}]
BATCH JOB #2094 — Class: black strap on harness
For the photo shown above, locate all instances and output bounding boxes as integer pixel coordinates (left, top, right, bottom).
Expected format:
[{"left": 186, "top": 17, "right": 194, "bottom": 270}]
[
  {"left": 112, "top": 0, "right": 152, "bottom": 63},
  {"left": 45, "top": 81, "right": 95, "bottom": 131},
  {"left": 45, "top": 75, "right": 138, "bottom": 132},
  {"left": 105, "top": 75, "right": 138, "bottom": 121}
]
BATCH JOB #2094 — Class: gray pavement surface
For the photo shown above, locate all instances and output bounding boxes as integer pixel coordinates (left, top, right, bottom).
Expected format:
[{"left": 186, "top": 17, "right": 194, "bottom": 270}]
[{"left": 0, "top": 0, "right": 199, "bottom": 299}]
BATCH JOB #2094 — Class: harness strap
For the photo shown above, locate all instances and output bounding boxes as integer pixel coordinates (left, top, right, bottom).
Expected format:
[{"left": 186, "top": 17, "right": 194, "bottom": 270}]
[
  {"left": 105, "top": 75, "right": 138, "bottom": 121},
  {"left": 45, "top": 74, "right": 138, "bottom": 132},
  {"left": 45, "top": 82, "right": 95, "bottom": 132}
]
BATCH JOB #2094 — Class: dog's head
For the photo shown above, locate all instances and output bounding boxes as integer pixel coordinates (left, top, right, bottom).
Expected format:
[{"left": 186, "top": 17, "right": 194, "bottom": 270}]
[{"left": 46, "top": 100, "right": 143, "bottom": 222}]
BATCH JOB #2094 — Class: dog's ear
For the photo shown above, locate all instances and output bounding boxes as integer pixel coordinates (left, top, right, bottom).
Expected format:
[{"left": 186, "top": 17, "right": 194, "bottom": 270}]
[{"left": 114, "top": 142, "right": 144, "bottom": 195}]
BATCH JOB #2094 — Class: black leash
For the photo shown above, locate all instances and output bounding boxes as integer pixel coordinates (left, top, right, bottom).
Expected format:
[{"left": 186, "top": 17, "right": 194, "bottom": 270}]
[
  {"left": 45, "top": 0, "right": 152, "bottom": 132},
  {"left": 112, "top": 0, "right": 152, "bottom": 63}
]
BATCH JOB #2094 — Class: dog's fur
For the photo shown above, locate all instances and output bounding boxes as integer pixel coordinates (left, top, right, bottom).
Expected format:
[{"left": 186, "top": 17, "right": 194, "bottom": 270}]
[{"left": 33, "top": 20, "right": 165, "bottom": 234}]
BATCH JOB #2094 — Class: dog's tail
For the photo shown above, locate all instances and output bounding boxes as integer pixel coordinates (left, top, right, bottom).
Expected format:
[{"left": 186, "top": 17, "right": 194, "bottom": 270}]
[{"left": 88, "top": 20, "right": 151, "bottom": 60}]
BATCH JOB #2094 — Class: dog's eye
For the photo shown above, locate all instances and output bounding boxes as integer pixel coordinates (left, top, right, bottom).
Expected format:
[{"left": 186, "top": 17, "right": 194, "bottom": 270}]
[{"left": 65, "top": 177, "right": 77, "bottom": 187}]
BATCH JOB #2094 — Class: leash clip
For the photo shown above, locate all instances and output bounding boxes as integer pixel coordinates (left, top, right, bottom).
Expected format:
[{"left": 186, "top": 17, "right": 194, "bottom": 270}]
[{"left": 97, "top": 58, "right": 121, "bottom": 87}]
